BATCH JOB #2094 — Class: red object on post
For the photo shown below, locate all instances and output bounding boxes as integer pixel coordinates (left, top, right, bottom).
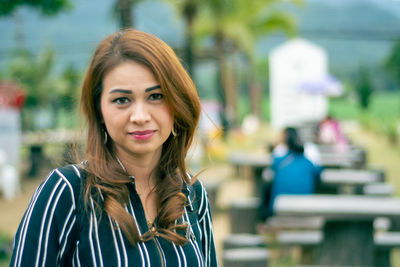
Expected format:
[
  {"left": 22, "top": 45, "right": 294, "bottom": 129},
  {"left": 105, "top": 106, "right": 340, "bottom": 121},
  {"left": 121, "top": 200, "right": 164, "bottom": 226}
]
[{"left": 0, "top": 81, "right": 26, "bottom": 109}]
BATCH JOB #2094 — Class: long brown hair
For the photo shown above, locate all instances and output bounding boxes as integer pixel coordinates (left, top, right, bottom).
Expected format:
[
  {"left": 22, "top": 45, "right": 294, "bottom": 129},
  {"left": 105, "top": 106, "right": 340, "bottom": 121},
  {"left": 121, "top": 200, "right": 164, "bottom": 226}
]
[{"left": 80, "top": 29, "right": 201, "bottom": 245}]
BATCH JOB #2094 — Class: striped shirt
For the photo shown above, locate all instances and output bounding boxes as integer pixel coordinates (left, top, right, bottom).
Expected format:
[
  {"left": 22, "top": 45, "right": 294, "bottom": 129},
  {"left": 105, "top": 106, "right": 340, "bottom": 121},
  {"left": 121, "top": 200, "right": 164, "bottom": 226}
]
[{"left": 10, "top": 164, "right": 218, "bottom": 267}]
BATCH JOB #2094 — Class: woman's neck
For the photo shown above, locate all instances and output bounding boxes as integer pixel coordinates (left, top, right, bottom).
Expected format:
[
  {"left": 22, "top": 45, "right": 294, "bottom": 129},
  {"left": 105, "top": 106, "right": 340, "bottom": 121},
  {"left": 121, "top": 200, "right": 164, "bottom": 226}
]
[{"left": 116, "top": 150, "right": 161, "bottom": 188}]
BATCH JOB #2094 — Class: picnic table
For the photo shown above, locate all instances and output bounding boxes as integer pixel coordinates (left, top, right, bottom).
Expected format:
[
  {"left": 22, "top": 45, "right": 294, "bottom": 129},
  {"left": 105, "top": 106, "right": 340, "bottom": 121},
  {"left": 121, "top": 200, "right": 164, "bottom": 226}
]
[
  {"left": 228, "top": 145, "right": 367, "bottom": 196},
  {"left": 319, "top": 168, "right": 384, "bottom": 194},
  {"left": 228, "top": 152, "right": 271, "bottom": 196},
  {"left": 262, "top": 167, "right": 384, "bottom": 195},
  {"left": 274, "top": 194, "right": 400, "bottom": 266},
  {"left": 317, "top": 144, "right": 366, "bottom": 169}
]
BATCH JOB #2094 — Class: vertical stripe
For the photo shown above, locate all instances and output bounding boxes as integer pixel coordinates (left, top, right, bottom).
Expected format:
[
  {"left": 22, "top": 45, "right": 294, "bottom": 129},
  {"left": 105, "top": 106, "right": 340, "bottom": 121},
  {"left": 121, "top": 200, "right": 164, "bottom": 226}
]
[
  {"left": 55, "top": 169, "right": 77, "bottom": 208},
  {"left": 172, "top": 243, "right": 182, "bottom": 267},
  {"left": 57, "top": 215, "right": 75, "bottom": 263},
  {"left": 179, "top": 246, "right": 187, "bottom": 267},
  {"left": 71, "top": 165, "right": 81, "bottom": 178},
  {"left": 75, "top": 241, "right": 81, "bottom": 267},
  {"left": 115, "top": 220, "right": 129, "bottom": 267},
  {"left": 155, "top": 238, "right": 167, "bottom": 265},
  {"left": 184, "top": 208, "right": 203, "bottom": 267},
  {"left": 107, "top": 216, "right": 121, "bottom": 267},
  {"left": 14, "top": 171, "right": 53, "bottom": 267},
  {"left": 128, "top": 200, "right": 149, "bottom": 267},
  {"left": 41, "top": 183, "right": 67, "bottom": 267},
  {"left": 198, "top": 184, "right": 205, "bottom": 216},
  {"left": 88, "top": 213, "right": 98, "bottom": 267},
  {"left": 58, "top": 207, "right": 74, "bottom": 243},
  {"left": 89, "top": 198, "right": 104, "bottom": 267},
  {"left": 34, "top": 179, "right": 63, "bottom": 267}
]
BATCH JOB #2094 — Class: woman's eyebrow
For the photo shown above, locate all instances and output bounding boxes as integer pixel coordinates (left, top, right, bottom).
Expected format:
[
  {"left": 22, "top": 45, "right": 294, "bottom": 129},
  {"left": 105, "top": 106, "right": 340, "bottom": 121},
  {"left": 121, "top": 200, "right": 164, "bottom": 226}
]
[
  {"left": 109, "top": 85, "right": 160, "bottom": 94},
  {"left": 145, "top": 85, "right": 161, "bottom": 92},
  {"left": 109, "top": 89, "right": 132, "bottom": 94}
]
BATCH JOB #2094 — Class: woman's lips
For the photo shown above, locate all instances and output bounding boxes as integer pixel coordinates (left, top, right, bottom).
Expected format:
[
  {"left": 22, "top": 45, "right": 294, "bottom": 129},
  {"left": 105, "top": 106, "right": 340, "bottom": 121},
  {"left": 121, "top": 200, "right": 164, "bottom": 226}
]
[{"left": 130, "top": 130, "right": 155, "bottom": 140}]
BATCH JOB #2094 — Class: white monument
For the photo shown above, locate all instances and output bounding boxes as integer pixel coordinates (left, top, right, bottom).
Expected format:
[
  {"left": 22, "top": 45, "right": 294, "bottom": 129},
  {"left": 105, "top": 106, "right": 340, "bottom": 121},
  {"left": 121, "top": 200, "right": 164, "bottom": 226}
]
[
  {"left": 269, "top": 38, "right": 329, "bottom": 129},
  {"left": 0, "top": 81, "right": 25, "bottom": 200}
]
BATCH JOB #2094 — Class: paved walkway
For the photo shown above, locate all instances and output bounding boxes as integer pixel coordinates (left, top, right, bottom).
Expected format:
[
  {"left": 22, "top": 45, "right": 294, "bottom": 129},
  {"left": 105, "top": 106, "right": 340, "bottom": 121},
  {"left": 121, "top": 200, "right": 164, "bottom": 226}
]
[{"left": 199, "top": 163, "right": 254, "bottom": 261}]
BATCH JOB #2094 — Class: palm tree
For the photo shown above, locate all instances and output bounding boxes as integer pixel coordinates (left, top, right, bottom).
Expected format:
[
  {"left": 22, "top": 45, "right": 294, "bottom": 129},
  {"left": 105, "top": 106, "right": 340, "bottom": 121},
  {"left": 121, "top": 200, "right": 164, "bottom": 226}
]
[
  {"left": 117, "top": 0, "right": 133, "bottom": 28},
  {"left": 113, "top": 0, "right": 146, "bottom": 29},
  {"left": 231, "top": 0, "right": 297, "bottom": 117},
  {"left": 0, "top": 0, "right": 72, "bottom": 16},
  {"left": 164, "top": 0, "right": 199, "bottom": 76},
  {"left": 195, "top": 0, "right": 298, "bottom": 127}
]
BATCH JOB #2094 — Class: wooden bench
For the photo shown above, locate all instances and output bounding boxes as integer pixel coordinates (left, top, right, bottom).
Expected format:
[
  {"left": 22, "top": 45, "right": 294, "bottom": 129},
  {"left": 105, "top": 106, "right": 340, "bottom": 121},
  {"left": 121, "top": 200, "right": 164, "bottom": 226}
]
[
  {"left": 275, "top": 230, "right": 322, "bottom": 265},
  {"left": 223, "top": 247, "right": 269, "bottom": 267},
  {"left": 266, "top": 216, "right": 389, "bottom": 232},
  {"left": 228, "top": 152, "right": 271, "bottom": 196},
  {"left": 203, "top": 180, "right": 222, "bottom": 215},
  {"left": 274, "top": 194, "right": 400, "bottom": 266},
  {"left": 262, "top": 168, "right": 388, "bottom": 195},
  {"left": 229, "top": 197, "right": 260, "bottom": 234},
  {"left": 223, "top": 233, "right": 266, "bottom": 250},
  {"left": 275, "top": 230, "right": 400, "bottom": 267},
  {"left": 318, "top": 145, "right": 366, "bottom": 169},
  {"left": 266, "top": 216, "right": 324, "bottom": 230},
  {"left": 363, "top": 183, "right": 394, "bottom": 196},
  {"left": 319, "top": 169, "right": 385, "bottom": 194}
]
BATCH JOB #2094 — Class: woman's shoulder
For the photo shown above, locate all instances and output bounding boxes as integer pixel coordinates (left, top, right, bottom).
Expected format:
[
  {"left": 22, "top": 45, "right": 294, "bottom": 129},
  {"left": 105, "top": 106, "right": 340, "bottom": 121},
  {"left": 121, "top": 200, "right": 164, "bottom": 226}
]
[
  {"left": 185, "top": 175, "right": 209, "bottom": 214},
  {"left": 42, "top": 164, "right": 84, "bottom": 199},
  {"left": 54, "top": 164, "right": 83, "bottom": 185},
  {"left": 187, "top": 176, "right": 206, "bottom": 197}
]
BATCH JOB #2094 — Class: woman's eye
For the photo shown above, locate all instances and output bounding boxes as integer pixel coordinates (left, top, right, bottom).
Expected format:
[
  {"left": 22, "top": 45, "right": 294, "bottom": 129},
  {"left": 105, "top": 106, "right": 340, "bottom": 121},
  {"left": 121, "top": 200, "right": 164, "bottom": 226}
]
[
  {"left": 149, "top": 93, "right": 163, "bottom": 101},
  {"left": 112, "top": 97, "right": 130, "bottom": 105}
]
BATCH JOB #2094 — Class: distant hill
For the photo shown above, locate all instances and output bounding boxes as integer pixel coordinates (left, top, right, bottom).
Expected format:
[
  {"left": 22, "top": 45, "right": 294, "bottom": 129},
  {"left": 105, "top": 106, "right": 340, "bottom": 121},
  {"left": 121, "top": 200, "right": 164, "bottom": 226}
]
[
  {"left": 258, "top": 0, "right": 400, "bottom": 81},
  {"left": 0, "top": 0, "right": 183, "bottom": 72},
  {"left": 0, "top": 0, "right": 399, "bottom": 89}
]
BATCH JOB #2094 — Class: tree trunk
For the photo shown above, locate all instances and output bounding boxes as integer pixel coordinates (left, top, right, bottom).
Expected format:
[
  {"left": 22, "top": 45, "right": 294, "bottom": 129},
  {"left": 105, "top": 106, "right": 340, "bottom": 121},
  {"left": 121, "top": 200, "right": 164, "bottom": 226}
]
[
  {"left": 249, "top": 65, "right": 261, "bottom": 118},
  {"left": 183, "top": 0, "right": 197, "bottom": 76},
  {"left": 224, "top": 55, "right": 238, "bottom": 126},
  {"left": 216, "top": 31, "right": 229, "bottom": 136},
  {"left": 117, "top": 0, "right": 133, "bottom": 29}
]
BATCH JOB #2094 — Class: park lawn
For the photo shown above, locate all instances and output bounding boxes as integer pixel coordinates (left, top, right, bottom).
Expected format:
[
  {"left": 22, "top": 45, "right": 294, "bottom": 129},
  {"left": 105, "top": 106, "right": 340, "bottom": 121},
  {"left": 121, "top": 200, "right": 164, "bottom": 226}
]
[{"left": 238, "top": 91, "right": 400, "bottom": 126}]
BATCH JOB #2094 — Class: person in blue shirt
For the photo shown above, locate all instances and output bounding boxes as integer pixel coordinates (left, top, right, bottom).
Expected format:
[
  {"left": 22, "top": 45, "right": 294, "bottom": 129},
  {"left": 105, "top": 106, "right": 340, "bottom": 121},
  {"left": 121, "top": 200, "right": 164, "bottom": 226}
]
[{"left": 258, "top": 127, "right": 322, "bottom": 225}]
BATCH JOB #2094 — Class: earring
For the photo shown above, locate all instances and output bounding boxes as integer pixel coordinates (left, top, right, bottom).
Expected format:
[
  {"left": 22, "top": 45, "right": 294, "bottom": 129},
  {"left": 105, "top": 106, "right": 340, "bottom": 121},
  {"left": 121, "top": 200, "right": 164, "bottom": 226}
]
[
  {"left": 172, "top": 126, "right": 178, "bottom": 137},
  {"left": 103, "top": 130, "right": 108, "bottom": 144}
]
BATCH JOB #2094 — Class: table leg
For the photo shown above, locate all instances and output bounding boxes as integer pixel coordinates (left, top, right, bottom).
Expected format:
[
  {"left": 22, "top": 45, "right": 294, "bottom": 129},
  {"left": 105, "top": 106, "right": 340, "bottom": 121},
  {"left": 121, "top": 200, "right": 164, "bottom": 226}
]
[
  {"left": 253, "top": 167, "right": 264, "bottom": 197},
  {"left": 374, "top": 248, "right": 390, "bottom": 267},
  {"left": 319, "top": 220, "right": 374, "bottom": 266}
]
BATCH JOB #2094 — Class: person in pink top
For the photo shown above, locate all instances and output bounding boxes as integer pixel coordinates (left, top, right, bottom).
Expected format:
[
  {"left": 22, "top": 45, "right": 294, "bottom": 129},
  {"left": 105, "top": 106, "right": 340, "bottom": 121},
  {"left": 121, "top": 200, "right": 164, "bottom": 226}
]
[{"left": 318, "top": 115, "right": 348, "bottom": 152}]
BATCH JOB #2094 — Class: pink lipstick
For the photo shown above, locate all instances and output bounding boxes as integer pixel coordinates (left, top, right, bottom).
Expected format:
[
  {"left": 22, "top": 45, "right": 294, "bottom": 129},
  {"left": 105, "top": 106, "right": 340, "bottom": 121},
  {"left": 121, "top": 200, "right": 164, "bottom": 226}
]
[{"left": 130, "top": 130, "right": 155, "bottom": 140}]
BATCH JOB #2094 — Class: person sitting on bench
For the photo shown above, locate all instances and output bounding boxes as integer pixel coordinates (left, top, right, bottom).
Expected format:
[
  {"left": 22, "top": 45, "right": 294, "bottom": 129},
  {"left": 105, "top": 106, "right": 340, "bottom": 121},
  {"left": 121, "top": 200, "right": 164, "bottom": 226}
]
[{"left": 258, "top": 127, "right": 322, "bottom": 232}]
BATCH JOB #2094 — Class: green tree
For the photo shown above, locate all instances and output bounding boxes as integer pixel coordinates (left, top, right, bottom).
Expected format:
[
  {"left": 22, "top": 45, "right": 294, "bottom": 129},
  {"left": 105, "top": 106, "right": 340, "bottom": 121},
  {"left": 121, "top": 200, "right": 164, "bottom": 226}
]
[
  {"left": 5, "top": 47, "right": 59, "bottom": 129},
  {"left": 7, "top": 48, "right": 56, "bottom": 108},
  {"left": 230, "top": 0, "right": 297, "bottom": 118},
  {"left": 112, "top": 0, "right": 147, "bottom": 29},
  {"left": 384, "top": 38, "right": 400, "bottom": 121},
  {"left": 167, "top": 0, "right": 199, "bottom": 75},
  {"left": 56, "top": 64, "right": 81, "bottom": 112},
  {"left": 194, "top": 0, "right": 298, "bottom": 128},
  {"left": 356, "top": 66, "right": 374, "bottom": 110},
  {"left": 385, "top": 38, "right": 400, "bottom": 85},
  {"left": 0, "top": 0, "right": 72, "bottom": 16}
]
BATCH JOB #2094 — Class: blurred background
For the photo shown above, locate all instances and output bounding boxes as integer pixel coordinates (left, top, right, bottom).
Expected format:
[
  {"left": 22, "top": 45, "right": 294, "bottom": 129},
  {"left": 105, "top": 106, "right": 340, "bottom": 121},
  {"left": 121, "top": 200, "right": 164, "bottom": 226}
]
[{"left": 1, "top": 0, "right": 400, "bottom": 266}]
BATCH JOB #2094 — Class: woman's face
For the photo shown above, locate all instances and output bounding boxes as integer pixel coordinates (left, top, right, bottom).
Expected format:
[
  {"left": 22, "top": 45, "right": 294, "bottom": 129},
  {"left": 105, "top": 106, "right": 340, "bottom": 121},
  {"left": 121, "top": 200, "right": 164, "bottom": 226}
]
[{"left": 100, "top": 61, "right": 173, "bottom": 160}]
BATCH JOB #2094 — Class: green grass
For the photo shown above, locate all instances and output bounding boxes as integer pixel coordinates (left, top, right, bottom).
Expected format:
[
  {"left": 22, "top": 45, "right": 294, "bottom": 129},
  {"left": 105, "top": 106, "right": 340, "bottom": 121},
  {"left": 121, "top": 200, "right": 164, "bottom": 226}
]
[
  {"left": 0, "top": 231, "right": 12, "bottom": 266},
  {"left": 238, "top": 91, "right": 400, "bottom": 124}
]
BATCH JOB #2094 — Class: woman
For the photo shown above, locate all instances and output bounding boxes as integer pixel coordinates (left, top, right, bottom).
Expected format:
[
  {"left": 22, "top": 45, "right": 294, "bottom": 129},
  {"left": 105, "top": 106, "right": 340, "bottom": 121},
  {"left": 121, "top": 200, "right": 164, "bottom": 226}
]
[
  {"left": 258, "top": 127, "right": 322, "bottom": 224},
  {"left": 11, "top": 29, "right": 218, "bottom": 266}
]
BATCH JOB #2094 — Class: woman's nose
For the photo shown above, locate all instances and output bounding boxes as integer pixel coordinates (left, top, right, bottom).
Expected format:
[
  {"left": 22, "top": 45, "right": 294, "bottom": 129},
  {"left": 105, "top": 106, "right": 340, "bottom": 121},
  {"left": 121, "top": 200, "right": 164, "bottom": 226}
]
[{"left": 129, "top": 102, "right": 151, "bottom": 124}]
